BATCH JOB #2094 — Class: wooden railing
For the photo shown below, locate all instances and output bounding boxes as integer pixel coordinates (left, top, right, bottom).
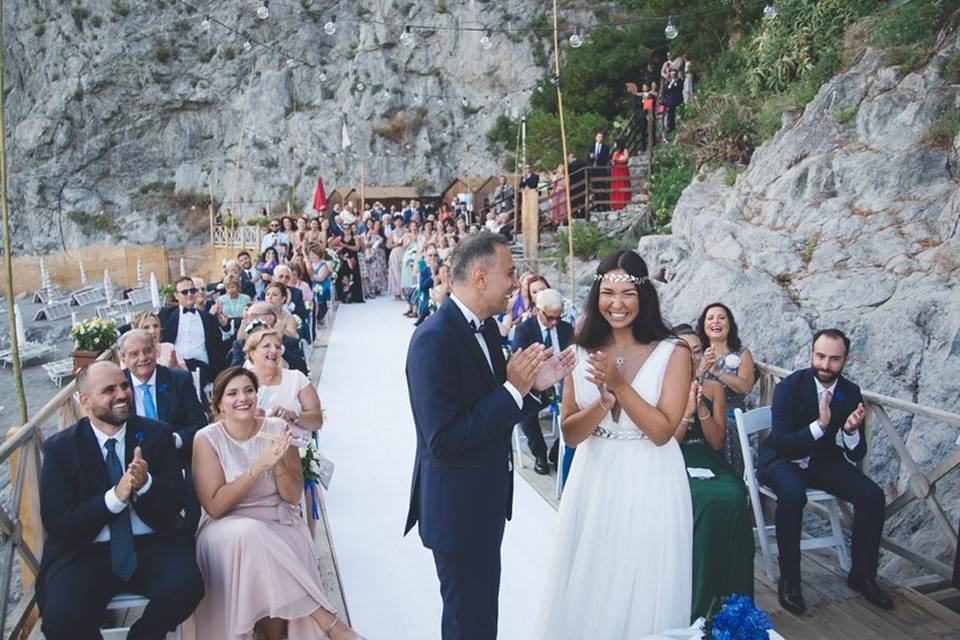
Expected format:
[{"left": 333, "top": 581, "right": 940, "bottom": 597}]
[
  {"left": 756, "top": 361, "right": 960, "bottom": 584},
  {"left": 0, "top": 350, "right": 114, "bottom": 638},
  {"left": 212, "top": 225, "right": 263, "bottom": 251}
]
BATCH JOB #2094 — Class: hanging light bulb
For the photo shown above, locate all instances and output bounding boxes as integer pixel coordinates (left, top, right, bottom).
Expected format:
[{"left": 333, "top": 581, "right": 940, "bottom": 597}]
[
  {"left": 569, "top": 26, "right": 583, "bottom": 49},
  {"left": 763, "top": 3, "right": 778, "bottom": 21},
  {"left": 243, "top": 40, "right": 252, "bottom": 52},
  {"left": 257, "top": 1, "right": 269, "bottom": 20},
  {"left": 400, "top": 25, "right": 415, "bottom": 48},
  {"left": 665, "top": 16, "right": 678, "bottom": 40},
  {"left": 200, "top": 16, "right": 211, "bottom": 31},
  {"left": 461, "top": 97, "right": 469, "bottom": 107},
  {"left": 437, "top": 98, "right": 444, "bottom": 106},
  {"left": 324, "top": 16, "right": 337, "bottom": 35},
  {"left": 356, "top": 82, "right": 365, "bottom": 91},
  {"left": 286, "top": 58, "right": 296, "bottom": 68},
  {"left": 480, "top": 29, "right": 493, "bottom": 50},
  {"left": 318, "top": 70, "right": 327, "bottom": 81}
]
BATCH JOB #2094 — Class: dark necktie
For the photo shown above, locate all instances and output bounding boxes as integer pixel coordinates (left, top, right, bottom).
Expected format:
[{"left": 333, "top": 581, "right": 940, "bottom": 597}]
[
  {"left": 469, "top": 319, "right": 486, "bottom": 334},
  {"left": 104, "top": 438, "right": 138, "bottom": 581},
  {"left": 182, "top": 307, "right": 196, "bottom": 314},
  {"left": 543, "top": 330, "right": 553, "bottom": 350}
]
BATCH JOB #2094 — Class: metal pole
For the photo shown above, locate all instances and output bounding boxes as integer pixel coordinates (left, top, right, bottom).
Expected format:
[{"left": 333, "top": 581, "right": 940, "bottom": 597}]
[
  {"left": 552, "top": 0, "right": 576, "bottom": 303},
  {"left": 0, "top": 0, "right": 28, "bottom": 423}
]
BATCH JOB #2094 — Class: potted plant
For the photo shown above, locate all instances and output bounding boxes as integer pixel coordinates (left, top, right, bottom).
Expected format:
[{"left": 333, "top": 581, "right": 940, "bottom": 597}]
[{"left": 70, "top": 317, "right": 119, "bottom": 373}]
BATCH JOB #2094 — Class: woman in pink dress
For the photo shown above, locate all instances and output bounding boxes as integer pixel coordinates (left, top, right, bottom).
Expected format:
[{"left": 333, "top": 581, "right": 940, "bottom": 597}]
[
  {"left": 192, "top": 367, "right": 364, "bottom": 640},
  {"left": 386, "top": 219, "right": 406, "bottom": 300},
  {"left": 610, "top": 138, "right": 631, "bottom": 211},
  {"left": 549, "top": 164, "right": 567, "bottom": 226}
]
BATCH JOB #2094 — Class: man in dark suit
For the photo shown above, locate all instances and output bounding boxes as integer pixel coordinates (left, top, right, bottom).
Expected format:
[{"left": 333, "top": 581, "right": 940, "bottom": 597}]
[
  {"left": 119, "top": 329, "right": 207, "bottom": 465},
  {"left": 510, "top": 288, "right": 573, "bottom": 474},
  {"left": 227, "top": 303, "right": 308, "bottom": 374},
  {"left": 405, "top": 233, "right": 575, "bottom": 639},
  {"left": 38, "top": 361, "right": 204, "bottom": 639},
  {"left": 587, "top": 131, "right": 610, "bottom": 205},
  {"left": 758, "top": 329, "right": 891, "bottom": 615},
  {"left": 663, "top": 68, "right": 684, "bottom": 134},
  {"left": 159, "top": 276, "right": 226, "bottom": 391},
  {"left": 519, "top": 163, "right": 539, "bottom": 191},
  {"left": 269, "top": 265, "right": 309, "bottom": 321}
]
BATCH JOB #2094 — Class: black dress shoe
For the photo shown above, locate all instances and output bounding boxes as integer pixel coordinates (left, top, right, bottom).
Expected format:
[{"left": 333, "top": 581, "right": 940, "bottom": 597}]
[
  {"left": 547, "top": 442, "right": 559, "bottom": 466},
  {"left": 534, "top": 456, "right": 550, "bottom": 475},
  {"left": 778, "top": 577, "right": 806, "bottom": 615},
  {"left": 847, "top": 575, "right": 894, "bottom": 610}
]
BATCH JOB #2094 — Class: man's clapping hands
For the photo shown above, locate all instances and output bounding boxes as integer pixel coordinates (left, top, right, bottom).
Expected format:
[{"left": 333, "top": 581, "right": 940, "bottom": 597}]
[{"left": 115, "top": 446, "right": 148, "bottom": 503}]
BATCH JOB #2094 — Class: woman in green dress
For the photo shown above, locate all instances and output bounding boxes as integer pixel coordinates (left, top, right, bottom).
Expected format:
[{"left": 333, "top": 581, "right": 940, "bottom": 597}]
[{"left": 674, "top": 324, "right": 754, "bottom": 620}]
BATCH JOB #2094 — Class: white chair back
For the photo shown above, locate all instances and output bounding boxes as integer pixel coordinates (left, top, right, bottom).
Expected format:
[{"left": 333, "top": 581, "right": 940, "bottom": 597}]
[{"left": 191, "top": 368, "right": 203, "bottom": 403}]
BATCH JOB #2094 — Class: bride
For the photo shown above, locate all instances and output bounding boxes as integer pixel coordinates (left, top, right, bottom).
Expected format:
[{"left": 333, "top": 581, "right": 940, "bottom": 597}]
[{"left": 533, "top": 250, "right": 693, "bottom": 639}]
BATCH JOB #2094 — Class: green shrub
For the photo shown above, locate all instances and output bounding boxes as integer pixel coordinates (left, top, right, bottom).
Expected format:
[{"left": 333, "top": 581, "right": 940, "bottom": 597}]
[
  {"left": 111, "top": 1, "right": 129, "bottom": 16},
  {"left": 883, "top": 45, "right": 928, "bottom": 76},
  {"left": 945, "top": 52, "right": 960, "bottom": 83},
  {"left": 555, "top": 221, "right": 633, "bottom": 262},
  {"left": 835, "top": 105, "right": 858, "bottom": 125},
  {"left": 34, "top": 23, "right": 45, "bottom": 37},
  {"left": 155, "top": 39, "right": 174, "bottom": 63},
  {"left": 436, "top": 0, "right": 448, "bottom": 13},
  {"left": 871, "top": 1, "right": 952, "bottom": 47},
  {"left": 71, "top": 5, "right": 90, "bottom": 27},
  {"left": 72, "top": 87, "right": 84, "bottom": 101},
  {"left": 199, "top": 48, "right": 215, "bottom": 63},
  {"left": 758, "top": 94, "right": 792, "bottom": 140},
  {"left": 223, "top": 47, "right": 236, "bottom": 61},
  {"left": 648, "top": 145, "right": 696, "bottom": 233},
  {"left": 923, "top": 107, "right": 960, "bottom": 150},
  {"left": 724, "top": 165, "right": 739, "bottom": 187},
  {"left": 156, "top": 213, "right": 168, "bottom": 225}
]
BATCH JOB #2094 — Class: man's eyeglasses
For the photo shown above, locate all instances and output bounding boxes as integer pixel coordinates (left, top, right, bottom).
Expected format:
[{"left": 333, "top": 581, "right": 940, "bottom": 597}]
[
  {"left": 177, "top": 287, "right": 199, "bottom": 295},
  {"left": 542, "top": 313, "right": 562, "bottom": 322},
  {"left": 426, "top": 253, "right": 439, "bottom": 258}
]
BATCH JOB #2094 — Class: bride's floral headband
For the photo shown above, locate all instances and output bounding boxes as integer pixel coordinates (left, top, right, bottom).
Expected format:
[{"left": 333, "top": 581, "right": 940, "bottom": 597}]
[{"left": 595, "top": 272, "right": 649, "bottom": 285}]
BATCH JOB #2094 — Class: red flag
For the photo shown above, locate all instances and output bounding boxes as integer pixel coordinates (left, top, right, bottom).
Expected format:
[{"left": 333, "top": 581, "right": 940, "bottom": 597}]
[{"left": 312, "top": 176, "right": 328, "bottom": 212}]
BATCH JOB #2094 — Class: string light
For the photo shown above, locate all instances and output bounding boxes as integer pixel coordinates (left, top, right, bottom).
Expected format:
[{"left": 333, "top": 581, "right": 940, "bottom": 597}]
[
  {"left": 319, "top": 70, "right": 327, "bottom": 81},
  {"left": 200, "top": 16, "right": 211, "bottom": 31},
  {"left": 763, "top": 3, "right": 778, "bottom": 21},
  {"left": 286, "top": 58, "right": 296, "bottom": 68},
  {"left": 356, "top": 82, "right": 365, "bottom": 91},
  {"left": 400, "top": 25, "right": 415, "bottom": 48},
  {"left": 257, "top": 1, "right": 269, "bottom": 20},
  {"left": 324, "top": 16, "right": 337, "bottom": 35},
  {"left": 242, "top": 40, "right": 252, "bottom": 52},
  {"left": 480, "top": 29, "right": 493, "bottom": 50},
  {"left": 665, "top": 15, "right": 678, "bottom": 40},
  {"left": 569, "top": 26, "right": 583, "bottom": 48}
]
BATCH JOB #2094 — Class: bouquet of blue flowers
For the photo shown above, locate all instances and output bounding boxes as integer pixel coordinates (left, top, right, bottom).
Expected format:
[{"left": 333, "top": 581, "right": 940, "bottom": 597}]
[{"left": 703, "top": 595, "right": 772, "bottom": 640}]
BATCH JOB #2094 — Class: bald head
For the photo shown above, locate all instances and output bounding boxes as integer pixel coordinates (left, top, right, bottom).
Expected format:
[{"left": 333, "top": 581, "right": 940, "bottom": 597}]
[
  {"left": 247, "top": 302, "right": 278, "bottom": 328},
  {"left": 76, "top": 360, "right": 121, "bottom": 395},
  {"left": 76, "top": 361, "right": 132, "bottom": 428}
]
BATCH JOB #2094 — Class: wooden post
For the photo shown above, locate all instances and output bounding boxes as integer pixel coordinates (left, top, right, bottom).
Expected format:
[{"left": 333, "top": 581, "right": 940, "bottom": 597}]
[
  {"left": 647, "top": 101, "right": 654, "bottom": 176},
  {"left": 208, "top": 176, "right": 215, "bottom": 252},
  {"left": 6, "top": 427, "right": 43, "bottom": 636},
  {"left": 359, "top": 163, "right": 366, "bottom": 214},
  {"left": 231, "top": 95, "right": 251, "bottom": 243},
  {"left": 551, "top": 0, "right": 576, "bottom": 303},
  {"left": 522, "top": 189, "right": 539, "bottom": 271}
]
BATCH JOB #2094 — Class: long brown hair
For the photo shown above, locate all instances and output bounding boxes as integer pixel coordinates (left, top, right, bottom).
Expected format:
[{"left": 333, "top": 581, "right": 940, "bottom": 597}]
[{"left": 211, "top": 367, "right": 259, "bottom": 413}]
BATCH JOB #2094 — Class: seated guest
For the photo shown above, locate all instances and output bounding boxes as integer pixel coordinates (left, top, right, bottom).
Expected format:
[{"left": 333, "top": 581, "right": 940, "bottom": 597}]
[
  {"left": 245, "top": 328, "right": 322, "bottom": 440},
  {"left": 218, "top": 274, "right": 251, "bottom": 320},
  {"left": 223, "top": 258, "right": 257, "bottom": 299},
  {"left": 758, "top": 329, "right": 891, "bottom": 614},
  {"left": 696, "top": 302, "right": 756, "bottom": 476},
  {"left": 191, "top": 368, "right": 363, "bottom": 640},
  {"left": 257, "top": 246, "right": 280, "bottom": 284},
  {"left": 510, "top": 288, "right": 573, "bottom": 474},
  {"left": 229, "top": 303, "right": 308, "bottom": 375},
  {"left": 270, "top": 265, "right": 309, "bottom": 321},
  {"left": 132, "top": 310, "right": 187, "bottom": 371},
  {"left": 119, "top": 330, "right": 207, "bottom": 465},
  {"left": 160, "top": 276, "right": 226, "bottom": 390},
  {"left": 37, "top": 361, "right": 204, "bottom": 639},
  {"left": 237, "top": 251, "right": 262, "bottom": 295},
  {"left": 429, "top": 263, "right": 452, "bottom": 311},
  {"left": 674, "top": 324, "right": 754, "bottom": 620},
  {"left": 262, "top": 282, "right": 300, "bottom": 339}
]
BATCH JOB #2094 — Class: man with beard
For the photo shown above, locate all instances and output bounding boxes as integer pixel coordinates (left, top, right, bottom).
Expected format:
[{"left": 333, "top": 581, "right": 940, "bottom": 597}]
[
  {"left": 37, "top": 361, "right": 203, "bottom": 639},
  {"left": 758, "top": 329, "right": 891, "bottom": 615}
]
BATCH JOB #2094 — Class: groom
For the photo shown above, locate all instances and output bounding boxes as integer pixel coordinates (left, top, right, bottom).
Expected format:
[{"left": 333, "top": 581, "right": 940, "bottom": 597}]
[{"left": 405, "top": 233, "right": 575, "bottom": 640}]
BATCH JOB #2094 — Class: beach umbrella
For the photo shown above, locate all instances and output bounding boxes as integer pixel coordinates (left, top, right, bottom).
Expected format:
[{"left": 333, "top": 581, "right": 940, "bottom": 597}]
[
  {"left": 104, "top": 269, "right": 112, "bottom": 305},
  {"left": 312, "top": 176, "right": 328, "bottom": 213},
  {"left": 79, "top": 259, "right": 87, "bottom": 287},
  {"left": 13, "top": 304, "right": 25, "bottom": 345},
  {"left": 150, "top": 272, "right": 161, "bottom": 310},
  {"left": 136, "top": 256, "right": 144, "bottom": 288}
]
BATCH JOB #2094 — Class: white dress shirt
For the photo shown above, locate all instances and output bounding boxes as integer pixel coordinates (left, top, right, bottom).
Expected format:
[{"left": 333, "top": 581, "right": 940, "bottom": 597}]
[
  {"left": 537, "top": 318, "right": 560, "bottom": 357},
  {"left": 793, "top": 377, "right": 861, "bottom": 469},
  {"left": 174, "top": 306, "right": 208, "bottom": 364},
  {"left": 131, "top": 369, "right": 182, "bottom": 449},
  {"left": 450, "top": 294, "right": 524, "bottom": 409},
  {"left": 90, "top": 422, "right": 154, "bottom": 542}
]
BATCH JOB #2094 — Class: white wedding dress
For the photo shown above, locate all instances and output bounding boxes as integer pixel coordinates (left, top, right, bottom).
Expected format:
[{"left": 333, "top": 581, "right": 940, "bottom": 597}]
[{"left": 533, "top": 341, "right": 693, "bottom": 640}]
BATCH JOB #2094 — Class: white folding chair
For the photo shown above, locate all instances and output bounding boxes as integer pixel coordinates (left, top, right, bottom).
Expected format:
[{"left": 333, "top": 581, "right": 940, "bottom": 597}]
[
  {"left": 735, "top": 407, "right": 851, "bottom": 583},
  {"left": 512, "top": 404, "right": 562, "bottom": 472},
  {"left": 103, "top": 593, "right": 182, "bottom": 639}
]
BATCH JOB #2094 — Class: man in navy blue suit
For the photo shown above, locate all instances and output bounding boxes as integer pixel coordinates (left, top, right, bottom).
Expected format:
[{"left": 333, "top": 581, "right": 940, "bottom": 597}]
[
  {"left": 511, "top": 288, "right": 574, "bottom": 474},
  {"left": 758, "top": 329, "right": 891, "bottom": 614},
  {"left": 37, "top": 361, "right": 203, "bottom": 639},
  {"left": 405, "top": 233, "right": 576, "bottom": 640}
]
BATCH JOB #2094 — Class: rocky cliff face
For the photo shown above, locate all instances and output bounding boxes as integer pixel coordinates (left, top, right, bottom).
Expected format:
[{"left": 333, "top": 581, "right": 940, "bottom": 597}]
[
  {"left": 640, "top": 38, "right": 960, "bottom": 578},
  {"left": 4, "top": 0, "right": 554, "bottom": 254}
]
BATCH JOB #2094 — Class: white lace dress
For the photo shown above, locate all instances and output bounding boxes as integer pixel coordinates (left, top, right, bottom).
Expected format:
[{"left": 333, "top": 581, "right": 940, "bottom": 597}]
[{"left": 533, "top": 341, "right": 693, "bottom": 639}]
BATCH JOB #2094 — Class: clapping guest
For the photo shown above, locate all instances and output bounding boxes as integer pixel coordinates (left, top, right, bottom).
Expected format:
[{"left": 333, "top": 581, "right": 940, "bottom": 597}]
[
  {"left": 223, "top": 259, "right": 257, "bottom": 299},
  {"left": 132, "top": 310, "right": 187, "bottom": 371},
  {"left": 674, "top": 324, "right": 754, "bottom": 620},
  {"left": 219, "top": 274, "right": 251, "bottom": 320},
  {"left": 510, "top": 271, "right": 535, "bottom": 321},
  {"left": 229, "top": 304, "right": 308, "bottom": 375},
  {"left": 257, "top": 247, "right": 280, "bottom": 283},
  {"left": 696, "top": 302, "right": 756, "bottom": 476},
  {"left": 192, "top": 368, "right": 362, "bottom": 640},
  {"left": 263, "top": 282, "right": 300, "bottom": 339}
]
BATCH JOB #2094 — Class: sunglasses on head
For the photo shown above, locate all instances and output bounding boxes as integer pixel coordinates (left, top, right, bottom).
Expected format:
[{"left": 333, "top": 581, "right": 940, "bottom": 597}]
[{"left": 178, "top": 287, "right": 199, "bottom": 295}]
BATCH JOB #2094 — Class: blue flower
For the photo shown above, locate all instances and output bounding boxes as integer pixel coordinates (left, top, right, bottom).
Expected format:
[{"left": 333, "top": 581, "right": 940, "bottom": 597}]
[
  {"left": 158, "top": 384, "right": 167, "bottom": 394},
  {"left": 135, "top": 431, "right": 144, "bottom": 445},
  {"left": 708, "top": 594, "right": 772, "bottom": 640}
]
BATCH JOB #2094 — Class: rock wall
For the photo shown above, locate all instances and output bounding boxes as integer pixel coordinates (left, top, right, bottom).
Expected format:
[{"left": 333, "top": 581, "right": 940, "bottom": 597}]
[
  {"left": 640, "top": 40, "right": 960, "bottom": 578},
  {"left": 4, "top": 0, "right": 559, "bottom": 253}
]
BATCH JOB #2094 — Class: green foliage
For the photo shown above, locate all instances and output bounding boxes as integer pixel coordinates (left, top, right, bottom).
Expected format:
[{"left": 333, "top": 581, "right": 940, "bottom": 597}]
[
  {"left": 110, "top": 1, "right": 129, "bottom": 16},
  {"left": 723, "top": 165, "right": 738, "bottom": 187},
  {"left": 71, "top": 318, "right": 119, "bottom": 352},
  {"left": 923, "top": 107, "right": 960, "bottom": 150},
  {"left": 71, "top": 5, "right": 90, "bottom": 28},
  {"left": 946, "top": 52, "right": 960, "bottom": 83},
  {"left": 263, "top": 157, "right": 279, "bottom": 169},
  {"left": 90, "top": 15, "right": 102, "bottom": 28},
  {"left": 799, "top": 231, "right": 821, "bottom": 265},
  {"left": 525, "top": 109, "right": 608, "bottom": 172},
  {"left": 199, "top": 48, "right": 215, "bottom": 63},
  {"left": 436, "top": 0, "right": 448, "bottom": 13},
  {"left": 34, "top": 23, "right": 45, "bottom": 37},
  {"left": 356, "top": 4, "right": 370, "bottom": 17},
  {"left": 757, "top": 94, "right": 792, "bottom": 140},
  {"left": 648, "top": 145, "right": 695, "bottom": 233},
  {"left": 68, "top": 210, "right": 120, "bottom": 236},
  {"left": 555, "top": 221, "right": 633, "bottom": 262},
  {"left": 871, "top": 0, "right": 955, "bottom": 47},
  {"left": 486, "top": 115, "right": 519, "bottom": 155},
  {"left": 72, "top": 86, "right": 84, "bottom": 101},
  {"left": 223, "top": 47, "right": 236, "bottom": 61},
  {"left": 883, "top": 45, "right": 928, "bottom": 76},
  {"left": 155, "top": 39, "right": 174, "bottom": 63},
  {"left": 322, "top": 87, "right": 335, "bottom": 100},
  {"left": 834, "top": 105, "right": 858, "bottom": 125},
  {"left": 156, "top": 212, "right": 168, "bottom": 225},
  {"left": 677, "top": 95, "right": 759, "bottom": 166},
  {"left": 139, "top": 180, "right": 175, "bottom": 194}
]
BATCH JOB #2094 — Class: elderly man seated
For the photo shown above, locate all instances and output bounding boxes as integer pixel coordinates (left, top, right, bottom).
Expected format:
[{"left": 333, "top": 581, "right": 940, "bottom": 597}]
[
  {"left": 228, "top": 302, "right": 308, "bottom": 375},
  {"left": 510, "top": 288, "right": 574, "bottom": 474},
  {"left": 37, "top": 361, "right": 204, "bottom": 639}
]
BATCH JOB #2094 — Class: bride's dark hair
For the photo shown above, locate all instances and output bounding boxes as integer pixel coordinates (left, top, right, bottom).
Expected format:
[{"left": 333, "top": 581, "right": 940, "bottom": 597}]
[{"left": 574, "top": 249, "right": 673, "bottom": 351}]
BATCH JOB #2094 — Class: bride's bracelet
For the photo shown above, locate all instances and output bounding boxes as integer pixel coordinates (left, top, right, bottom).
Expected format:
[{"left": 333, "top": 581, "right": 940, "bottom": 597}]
[
  {"left": 697, "top": 409, "right": 711, "bottom": 421},
  {"left": 598, "top": 398, "right": 611, "bottom": 412}
]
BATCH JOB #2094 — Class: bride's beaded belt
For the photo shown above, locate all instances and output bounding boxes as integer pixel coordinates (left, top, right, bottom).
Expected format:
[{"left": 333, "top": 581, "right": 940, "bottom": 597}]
[{"left": 591, "top": 425, "right": 649, "bottom": 441}]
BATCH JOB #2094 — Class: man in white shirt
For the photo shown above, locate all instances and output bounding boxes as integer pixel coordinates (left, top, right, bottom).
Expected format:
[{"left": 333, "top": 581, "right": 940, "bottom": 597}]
[
  {"left": 36, "top": 361, "right": 203, "bottom": 639},
  {"left": 159, "top": 276, "right": 225, "bottom": 391},
  {"left": 259, "top": 219, "right": 289, "bottom": 253},
  {"left": 758, "top": 329, "right": 891, "bottom": 615}
]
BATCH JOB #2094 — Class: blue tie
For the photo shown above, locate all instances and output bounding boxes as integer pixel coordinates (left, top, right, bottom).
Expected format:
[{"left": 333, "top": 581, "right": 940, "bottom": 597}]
[
  {"left": 140, "top": 383, "right": 158, "bottom": 420},
  {"left": 104, "top": 438, "right": 138, "bottom": 581}
]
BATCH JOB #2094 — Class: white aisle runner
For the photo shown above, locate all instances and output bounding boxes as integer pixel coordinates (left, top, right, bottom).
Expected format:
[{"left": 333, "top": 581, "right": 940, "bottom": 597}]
[{"left": 318, "top": 297, "right": 558, "bottom": 640}]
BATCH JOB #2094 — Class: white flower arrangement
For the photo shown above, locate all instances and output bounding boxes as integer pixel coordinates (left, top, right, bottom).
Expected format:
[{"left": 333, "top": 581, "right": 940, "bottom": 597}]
[{"left": 724, "top": 353, "right": 742, "bottom": 370}]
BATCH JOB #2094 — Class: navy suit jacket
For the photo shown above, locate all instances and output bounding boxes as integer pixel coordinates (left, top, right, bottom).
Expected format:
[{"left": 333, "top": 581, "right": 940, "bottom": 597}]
[
  {"left": 510, "top": 315, "right": 573, "bottom": 354},
  {"left": 158, "top": 306, "right": 225, "bottom": 374},
  {"left": 404, "top": 298, "right": 545, "bottom": 554},
  {"left": 758, "top": 367, "right": 867, "bottom": 472},
  {"left": 124, "top": 365, "right": 207, "bottom": 465},
  {"left": 38, "top": 416, "right": 188, "bottom": 593}
]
